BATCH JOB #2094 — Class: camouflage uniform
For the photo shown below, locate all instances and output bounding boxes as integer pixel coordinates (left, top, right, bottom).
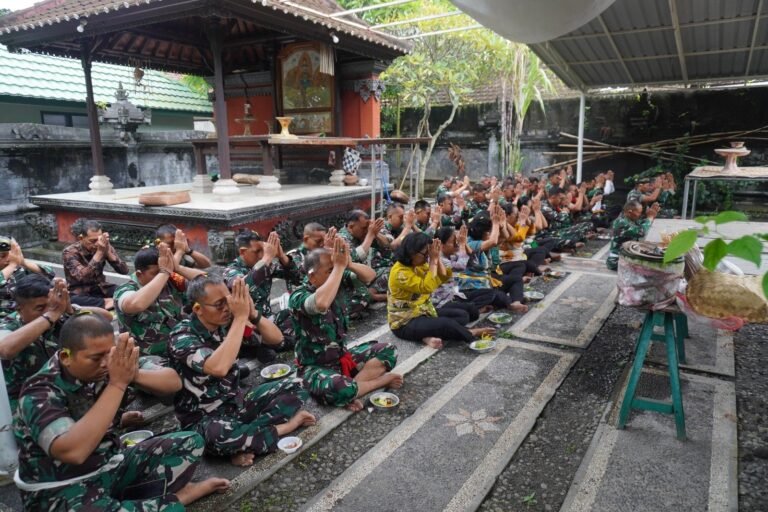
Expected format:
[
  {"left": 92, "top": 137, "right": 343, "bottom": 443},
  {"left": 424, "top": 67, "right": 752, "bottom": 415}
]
[
  {"left": 0, "top": 264, "right": 55, "bottom": 319},
  {"left": 435, "top": 184, "right": 451, "bottom": 199},
  {"left": 441, "top": 210, "right": 463, "bottom": 229},
  {"left": 114, "top": 273, "right": 187, "bottom": 359},
  {"left": 0, "top": 311, "right": 64, "bottom": 410},
  {"left": 463, "top": 199, "right": 489, "bottom": 222},
  {"left": 288, "top": 245, "right": 371, "bottom": 318},
  {"left": 626, "top": 188, "right": 644, "bottom": 204},
  {"left": 224, "top": 255, "right": 301, "bottom": 318},
  {"left": 62, "top": 242, "right": 130, "bottom": 299},
  {"left": 170, "top": 316, "right": 308, "bottom": 456},
  {"left": 657, "top": 189, "right": 678, "bottom": 218},
  {"left": 538, "top": 200, "right": 592, "bottom": 250},
  {"left": 338, "top": 227, "right": 391, "bottom": 294},
  {"left": 414, "top": 220, "right": 437, "bottom": 238},
  {"left": 606, "top": 214, "right": 652, "bottom": 270},
  {"left": 289, "top": 283, "right": 397, "bottom": 406},
  {"left": 14, "top": 354, "right": 200, "bottom": 511}
]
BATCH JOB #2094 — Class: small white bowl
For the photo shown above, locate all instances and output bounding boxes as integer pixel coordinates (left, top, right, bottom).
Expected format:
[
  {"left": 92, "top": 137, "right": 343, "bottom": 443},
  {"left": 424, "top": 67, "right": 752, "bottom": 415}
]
[
  {"left": 260, "top": 363, "right": 292, "bottom": 380},
  {"left": 469, "top": 339, "right": 497, "bottom": 354},
  {"left": 278, "top": 436, "right": 303, "bottom": 454},
  {"left": 370, "top": 391, "right": 400, "bottom": 409},
  {"left": 359, "top": 178, "right": 369, "bottom": 186},
  {"left": 120, "top": 430, "right": 153, "bottom": 448}
]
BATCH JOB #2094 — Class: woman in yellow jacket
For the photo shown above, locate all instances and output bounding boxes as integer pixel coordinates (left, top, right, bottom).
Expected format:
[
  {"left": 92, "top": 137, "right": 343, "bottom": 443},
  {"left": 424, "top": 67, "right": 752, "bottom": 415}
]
[{"left": 387, "top": 233, "right": 495, "bottom": 349}]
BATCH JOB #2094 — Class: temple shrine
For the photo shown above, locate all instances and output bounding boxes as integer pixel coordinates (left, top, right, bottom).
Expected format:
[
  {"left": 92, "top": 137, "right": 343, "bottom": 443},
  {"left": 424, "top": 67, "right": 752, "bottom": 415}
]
[{"left": 0, "top": 0, "right": 426, "bottom": 259}]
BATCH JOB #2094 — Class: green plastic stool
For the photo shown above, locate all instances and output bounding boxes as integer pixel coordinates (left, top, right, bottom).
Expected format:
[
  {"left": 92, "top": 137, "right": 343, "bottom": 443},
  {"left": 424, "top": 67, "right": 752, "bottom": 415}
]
[{"left": 617, "top": 309, "right": 688, "bottom": 440}]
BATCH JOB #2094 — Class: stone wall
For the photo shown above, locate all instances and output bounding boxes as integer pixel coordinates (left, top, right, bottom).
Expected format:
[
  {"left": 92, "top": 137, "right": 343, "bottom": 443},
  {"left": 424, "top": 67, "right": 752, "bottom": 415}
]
[{"left": 0, "top": 123, "right": 206, "bottom": 244}]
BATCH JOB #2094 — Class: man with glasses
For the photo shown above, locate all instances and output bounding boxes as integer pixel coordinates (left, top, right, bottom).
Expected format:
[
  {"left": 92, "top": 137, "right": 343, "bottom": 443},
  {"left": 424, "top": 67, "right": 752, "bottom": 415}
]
[
  {"left": 0, "top": 236, "right": 54, "bottom": 319},
  {"left": 170, "top": 275, "right": 315, "bottom": 467}
]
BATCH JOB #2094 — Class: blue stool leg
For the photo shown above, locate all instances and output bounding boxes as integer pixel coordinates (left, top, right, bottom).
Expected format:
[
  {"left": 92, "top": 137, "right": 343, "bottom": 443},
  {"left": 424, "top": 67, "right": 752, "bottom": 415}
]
[
  {"left": 665, "top": 313, "right": 687, "bottom": 440},
  {"left": 618, "top": 312, "right": 655, "bottom": 429},
  {"left": 674, "top": 313, "right": 687, "bottom": 364}
]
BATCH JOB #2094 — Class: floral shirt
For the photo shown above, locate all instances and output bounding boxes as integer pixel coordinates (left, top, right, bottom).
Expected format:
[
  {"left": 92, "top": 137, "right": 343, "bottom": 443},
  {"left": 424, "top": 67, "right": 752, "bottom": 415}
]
[{"left": 61, "top": 242, "right": 129, "bottom": 297}]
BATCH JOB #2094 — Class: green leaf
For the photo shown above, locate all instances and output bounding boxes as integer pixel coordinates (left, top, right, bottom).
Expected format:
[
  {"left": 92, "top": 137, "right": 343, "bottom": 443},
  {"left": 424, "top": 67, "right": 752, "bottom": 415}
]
[
  {"left": 763, "top": 273, "right": 768, "bottom": 300},
  {"left": 727, "top": 235, "right": 763, "bottom": 267},
  {"left": 664, "top": 229, "right": 698, "bottom": 263},
  {"left": 694, "top": 215, "right": 714, "bottom": 224},
  {"left": 702, "top": 238, "right": 728, "bottom": 271},
  {"left": 699, "top": 225, "right": 710, "bottom": 235},
  {"left": 714, "top": 211, "right": 748, "bottom": 225}
]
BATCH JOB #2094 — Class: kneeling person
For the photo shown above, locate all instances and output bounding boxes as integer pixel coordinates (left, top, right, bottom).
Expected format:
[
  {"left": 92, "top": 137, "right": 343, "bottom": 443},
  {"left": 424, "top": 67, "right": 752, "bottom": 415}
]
[
  {"left": 606, "top": 200, "right": 659, "bottom": 271},
  {"left": 14, "top": 314, "right": 228, "bottom": 510},
  {"left": 170, "top": 275, "right": 315, "bottom": 467},
  {"left": 290, "top": 239, "right": 403, "bottom": 412}
]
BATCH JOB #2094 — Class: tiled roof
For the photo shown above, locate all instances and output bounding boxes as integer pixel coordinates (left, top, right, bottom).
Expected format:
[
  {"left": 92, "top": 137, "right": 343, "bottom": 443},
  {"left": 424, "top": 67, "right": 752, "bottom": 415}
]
[{"left": 0, "top": 45, "right": 212, "bottom": 113}]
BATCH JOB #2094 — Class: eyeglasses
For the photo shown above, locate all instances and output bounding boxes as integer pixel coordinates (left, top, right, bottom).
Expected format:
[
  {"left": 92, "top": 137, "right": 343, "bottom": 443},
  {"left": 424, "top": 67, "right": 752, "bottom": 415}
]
[
  {"left": 200, "top": 299, "right": 229, "bottom": 311},
  {"left": 417, "top": 249, "right": 429, "bottom": 258}
]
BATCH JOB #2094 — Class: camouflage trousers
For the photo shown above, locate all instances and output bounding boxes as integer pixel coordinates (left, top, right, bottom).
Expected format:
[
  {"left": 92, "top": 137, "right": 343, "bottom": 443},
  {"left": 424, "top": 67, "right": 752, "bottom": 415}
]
[
  {"left": 542, "top": 222, "right": 593, "bottom": 250},
  {"left": 370, "top": 268, "right": 391, "bottom": 294},
  {"left": 195, "top": 377, "right": 308, "bottom": 457},
  {"left": 341, "top": 274, "right": 372, "bottom": 318},
  {"left": 300, "top": 341, "right": 398, "bottom": 407},
  {"left": 22, "top": 431, "right": 203, "bottom": 512}
]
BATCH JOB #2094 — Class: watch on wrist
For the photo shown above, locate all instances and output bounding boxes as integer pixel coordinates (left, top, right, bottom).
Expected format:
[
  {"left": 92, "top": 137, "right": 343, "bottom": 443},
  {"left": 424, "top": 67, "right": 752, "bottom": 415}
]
[{"left": 185, "top": 248, "right": 194, "bottom": 256}]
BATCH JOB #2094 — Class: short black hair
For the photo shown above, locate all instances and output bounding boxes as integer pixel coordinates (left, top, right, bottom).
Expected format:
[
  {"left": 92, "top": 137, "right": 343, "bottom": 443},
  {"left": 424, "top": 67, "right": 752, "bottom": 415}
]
[
  {"left": 529, "top": 177, "right": 540, "bottom": 184},
  {"left": 156, "top": 224, "right": 177, "bottom": 238},
  {"left": 13, "top": 274, "right": 52, "bottom": 304},
  {"left": 134, "top": 246, "right": 159, "bottom": 271},
  {"left": 386, "top": 203, "right": 404, "bottom": 216},
  {"left": 501, "top": 202, "right": 517, "bottom": 215},
  {"left": 346, "top": 209, "right": 369, "bottom": 224},
  {"left": 187, "top": 273, "right": 226, "bottom": 304},
  {"left": 304, "top": 248, "right": 330, "bottom": 275},
  {"left": 624, "top": 200, "right": 643, "bottom": 213},
  {"left": 393, "top": 233, "right": 431, "bottom": 266},
  {"left": 468, "top": 215, "right": 492, "bottom": 240},
  {"left": 235, "top": 229, "right": 262, "bottom": 249},
  {"left": 303, "top": 223, "right": 326, "bottom": 236},
  {"left": 71, "top": 219, "right": 102, "bottom": 237},
  {"left": 435, "top": 226, "right": 455, "bottom": 245},
  {"left": 60, "top": 314, "right": 114, "bottom": 352},
  {"left": 414, "top": 200, "right": 430, "bottom": 212},
  {"left": 547, "top": 186, "right": 564, "bottom": 197},
  {"left": 548, "top": 169, "right": 561, "bottom": 179},
  {"left": 472, "top": 183, "right": 487, "bottom": 194},
  {"left": 437, "top": 194, "right": 452, "bottom": 205}
]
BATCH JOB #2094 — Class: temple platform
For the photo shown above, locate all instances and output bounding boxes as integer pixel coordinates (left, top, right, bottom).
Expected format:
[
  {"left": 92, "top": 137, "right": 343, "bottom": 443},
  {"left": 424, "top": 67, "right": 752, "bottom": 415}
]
[{"left": 30, "top": 183, "right": 379, "bottom": 263}]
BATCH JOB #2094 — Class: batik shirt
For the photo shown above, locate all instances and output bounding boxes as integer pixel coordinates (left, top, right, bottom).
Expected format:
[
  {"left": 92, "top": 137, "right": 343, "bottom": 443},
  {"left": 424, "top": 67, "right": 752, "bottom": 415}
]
[
  {"left": 432, "top": 252, "right": 469, "bottom": 307},
  {"left": 339, "top": 227, "right": 392, "bottom": 270},
  {"left": 0, "top": 265, "right": 55, "bottom": 319},
  {"left": 224, "top": 256, "right": 301, "bottom": 318},
  {"left": 457, "top": 239, "right": 495, "bottom": 290},
  {"left": 114, "top": 273, "right": 187, "bottom": 356},
  {"left": 289, "top": 283, "right": 349, "bottom": 370},
  {"left": 0, "top": 312, "right": 64, "bottom": 410},
  {"left": 62, "top": 242, "right": 129, "bottom": 297},
  {"left": 387, "top": 262, "right": 450, "bottom": 329},
  {"left": 14, "top": 354, "right": 136, "bottom": 484},
  {"left": 169, "top": 315, "right": 262, "bottom": 427}
]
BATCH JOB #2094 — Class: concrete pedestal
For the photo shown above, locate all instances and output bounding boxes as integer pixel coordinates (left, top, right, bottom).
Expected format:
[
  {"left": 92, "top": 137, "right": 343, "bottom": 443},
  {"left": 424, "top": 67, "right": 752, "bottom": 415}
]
[
  {"left": 212, "top": 178, "right": 240, "bottom": 199},
  {"left": 329, "top": 169, "right": 346, "bottom": 186},
  {"left": 88, "top": 175, "right": 114, "bottom": 195},
  {"left": 255, "top": 174, "right": 281, "bottom": 194},
  {"left": 191, "top": 174, "right": 214, "bottom": 194}
]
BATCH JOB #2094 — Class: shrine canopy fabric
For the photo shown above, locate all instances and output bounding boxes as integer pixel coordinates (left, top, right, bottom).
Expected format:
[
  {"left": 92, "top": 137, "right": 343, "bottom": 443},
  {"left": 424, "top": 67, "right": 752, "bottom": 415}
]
[
  {"left": 454, "top": 0, "right": 768, "bottom": 90},
  {"left": 0, "top": 0, "right": 410, "bottom": 75}
]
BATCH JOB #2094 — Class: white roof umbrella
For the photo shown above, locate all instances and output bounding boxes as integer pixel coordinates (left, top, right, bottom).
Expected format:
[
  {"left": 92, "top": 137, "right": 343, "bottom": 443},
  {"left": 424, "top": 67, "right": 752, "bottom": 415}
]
[{"left": 450, "top": 0, "right": 616, "bottom": 44}]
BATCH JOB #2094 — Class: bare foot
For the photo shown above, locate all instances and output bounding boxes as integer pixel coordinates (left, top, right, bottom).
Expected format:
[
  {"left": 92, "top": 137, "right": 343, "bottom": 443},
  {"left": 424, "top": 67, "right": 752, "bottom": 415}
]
[
  {"left": 177, "top": 477, "right": 231, "bottom": 505},
  {"left": 368, "top": 289, "right": 387, "bottom": 302},
  {"left": 119, "top": 411, "right": 145, "bottom": 428},
  {"left": 549, "top": 253, "right": 562, "bottom": 261},
  {"left": 585, "top": 232, "right": 597, "bottom": 240},
  {"left": 345, "top": 399, "right": 364, "bottom": 412},
  {"left": 508, "top": 301, "right": 529, "bottom": 313},
  {"left": 574, "top": 242, "right": 585, "bottom": 249},
  {"left": 469, "top": 327, "right": 496, "bottom": 337},
  {"left": 478, "top": 305, "right": 494, "bottom": 314},
  {"left": 103, "top": 298, "right": 114, "bottom": 310},
  {"left": 230, "top": 452, "right": 255, "bottom": 467},
  {"left": 422, "top": 336, "right": 443, "bottom": 349},
  {"left": 289, "top": 410, "right": 317, "bottom": 428},
  {"left": 384, "top": 373, "right": 404, "bottom": 389}
]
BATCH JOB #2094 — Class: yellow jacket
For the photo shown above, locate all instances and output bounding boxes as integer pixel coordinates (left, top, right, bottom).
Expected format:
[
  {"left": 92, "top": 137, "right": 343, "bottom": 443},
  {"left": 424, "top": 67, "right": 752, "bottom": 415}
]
[{"left": 387, "top": 261, "right": 451, "bottom": 330}]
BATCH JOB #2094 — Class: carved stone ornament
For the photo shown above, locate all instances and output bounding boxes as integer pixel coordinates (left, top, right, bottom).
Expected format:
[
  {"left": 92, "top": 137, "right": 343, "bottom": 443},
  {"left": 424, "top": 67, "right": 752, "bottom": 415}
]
[
  {"left": 12, "top": 124, "right": 53, "bottom": 141},
  {"left": 23, "top": 213, "right": 58, "bottom": 241},
  {"left": 208, "top": 229, "right": 236, "bottom": 265},
  {"left": 98, "top": 221, "right": 156, "bottom": 250},
  {"left": 353, "top": 79, "right": 385, "bottom": 103}
]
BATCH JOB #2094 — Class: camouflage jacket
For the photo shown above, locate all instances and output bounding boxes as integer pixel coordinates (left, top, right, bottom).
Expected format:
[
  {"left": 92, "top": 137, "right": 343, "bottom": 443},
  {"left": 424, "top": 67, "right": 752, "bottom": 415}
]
[
  {"left": 169, "top": 315, "right": 261, "bottom": 426},
  {"left": 541, "top": 200, "right": 574, "bottom": 231},
  {"left": 441, "top": 210, "right": 463, "bottom": 229},
  {"left": 380, "top": 222, "right": 403, "bottom": 244},
  {"left": 14, "top": 354, "right": 134, "bottom": 483},
  {"left": 289, "top": 283, "right": 349, "bottom": 370},
  {"left": 415, "top": 220, "right": 437, "bottom": 238},
  {"left": 338, "top": 227, "right": 392, "bottom": 270},
  {"left": 463, "top": 199, "right": 489, "bottom": 221},
  {"left": 114, "top": 273, "right": 188, "bottom": 356},
  {"left": 0, "top": 312, "right": 64, "bottom": 410},
  {"left": 0, "top": 265, "right": 55, "bottom": 320},
  {"left": 626, "top": 188, "right": 644, "bottom": 204},
  {"left": 435, "top": 184, "right": 451, "bottom": 199},
  {"left": 224, "top": 255, "right": 301, "bottom": 318},
  {"left": 609, "top": 214, "right": 651, "bottom": 255},
  {"left": 62, "top": 242, "right": 129, "bottom": 297}
]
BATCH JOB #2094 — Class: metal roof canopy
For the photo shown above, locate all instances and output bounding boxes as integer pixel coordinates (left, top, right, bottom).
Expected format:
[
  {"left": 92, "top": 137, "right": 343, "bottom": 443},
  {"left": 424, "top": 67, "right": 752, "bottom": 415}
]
[{"left": 528, "top": 0, "right": 768, "bottom": 90}]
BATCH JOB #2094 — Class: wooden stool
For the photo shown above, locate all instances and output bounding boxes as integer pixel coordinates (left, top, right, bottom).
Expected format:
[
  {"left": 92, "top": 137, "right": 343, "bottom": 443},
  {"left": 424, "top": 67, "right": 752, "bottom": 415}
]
[{"left": 617, "top": 308, "right": 688, "bottom": 440}]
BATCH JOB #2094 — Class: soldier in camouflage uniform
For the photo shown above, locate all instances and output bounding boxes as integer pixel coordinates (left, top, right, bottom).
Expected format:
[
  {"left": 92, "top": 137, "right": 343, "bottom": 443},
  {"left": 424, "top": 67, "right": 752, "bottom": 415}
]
[
  {"left": 538, "top": 186, "right": 594, "bottom": 251},
  {"left": 14, "top": 314, "right": 227, "bottom": 510},
  {"left": 413, "top": 200, "right": 441, "bottom": 238},
  {"left": 437, "top": 194, "right": 463, "bottom": 229},
  {"left": 288, "top": 223, "right": 376, "bottom": 319},
  {"left": 0, "top": 236, "right": 54, "bottom": 319},
  {"left": 626, "top": 177, "right": 662, "bottom": 207},
  {"left": 114, "top": 245, "right": 206, "bottom": 362},
  {"left": 338, "top": 210, "right": 392, "bottom": 302},
  {"left": 155, "top": 224, "right": 212, "bottom": 269},
  {"left": 290, "top": 240, "right": 402, "bottom": 412},
  {"left": 381, "top": 203, "right": 418, "bottom": 251},
  {"left": 170, "top": 275, "right": 315, "bottom": 467},
  {"left": 0, "top": 275, "right": 109, "bottom": 410},
  {"left": 463, "top": 184, "right": 490, "bottom": 222},
  {"left": 606, "top": 200, "right": 660, "bottom": 270}
]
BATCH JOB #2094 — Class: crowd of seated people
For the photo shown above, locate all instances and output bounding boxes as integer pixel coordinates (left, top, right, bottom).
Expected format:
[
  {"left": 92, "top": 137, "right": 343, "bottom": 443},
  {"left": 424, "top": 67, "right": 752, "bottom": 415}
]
[{"left": 0, "top": 165, "right": 676, "bottom": 508}]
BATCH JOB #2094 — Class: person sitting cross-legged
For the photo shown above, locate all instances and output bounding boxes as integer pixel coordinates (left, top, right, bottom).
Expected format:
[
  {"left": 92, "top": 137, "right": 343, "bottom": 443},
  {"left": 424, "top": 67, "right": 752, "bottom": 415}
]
[
  {"left": 14, "top": 314, "right": 229, "bottom": 510},
  {"left": 290, "top": 238, "right": 402, "bottom": 412},
  {"left": 62, "top": 219, "right": 129, "bottom": 309},
  {"left": 0, "top": 237, "right": 54, "bottom": 320},
  {"left": 114, "top": 244, "right": 206, "bottom": 364},
  {"left": 288, "top": 223, "right": 376, "bottom": 319},
  {"left": 388, "top": 233, "right": 495, "bottom": 349},
  {"left": 606, "top": 200, "right": 660, "bottom": 271},
  {"left": 0, "top": 275, "right": 110, "bottom": 410},
  {"left": 170, "top": 275, "right": 315, "bottom": 467},
  {"left": 339, "top": 210, "right": 392, "bottom": 302}
]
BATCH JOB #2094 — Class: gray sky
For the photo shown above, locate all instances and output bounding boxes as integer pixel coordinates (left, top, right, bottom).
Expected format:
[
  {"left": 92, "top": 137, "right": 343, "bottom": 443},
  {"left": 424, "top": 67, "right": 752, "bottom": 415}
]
[{"left": 0, "top": 0, "right": 39, "bottom": 11}]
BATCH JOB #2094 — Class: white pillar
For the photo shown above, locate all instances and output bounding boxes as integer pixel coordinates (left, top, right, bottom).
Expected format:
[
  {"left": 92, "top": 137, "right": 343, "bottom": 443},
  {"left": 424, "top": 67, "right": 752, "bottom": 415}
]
[{"left": 576, "top": 92, "right": 586, "bottom": 184}]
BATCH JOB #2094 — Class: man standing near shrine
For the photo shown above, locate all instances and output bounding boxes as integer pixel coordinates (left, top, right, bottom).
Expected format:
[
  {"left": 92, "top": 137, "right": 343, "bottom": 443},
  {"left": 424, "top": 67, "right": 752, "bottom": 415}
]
[
  {"left": 14, "top": 314, "right": 229, "bottom": 510},
  {"left": 290, "top": 238, "right": 402, "bottom": 412},
  {"left": 170, "top": 275, "right": 315, "bottom": 467},
  {"left": 339, "top": 210, "right": 392, "bottom": 302},
  {"left": 62, "top": 219, "right": 129, "bottom": 309}
]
